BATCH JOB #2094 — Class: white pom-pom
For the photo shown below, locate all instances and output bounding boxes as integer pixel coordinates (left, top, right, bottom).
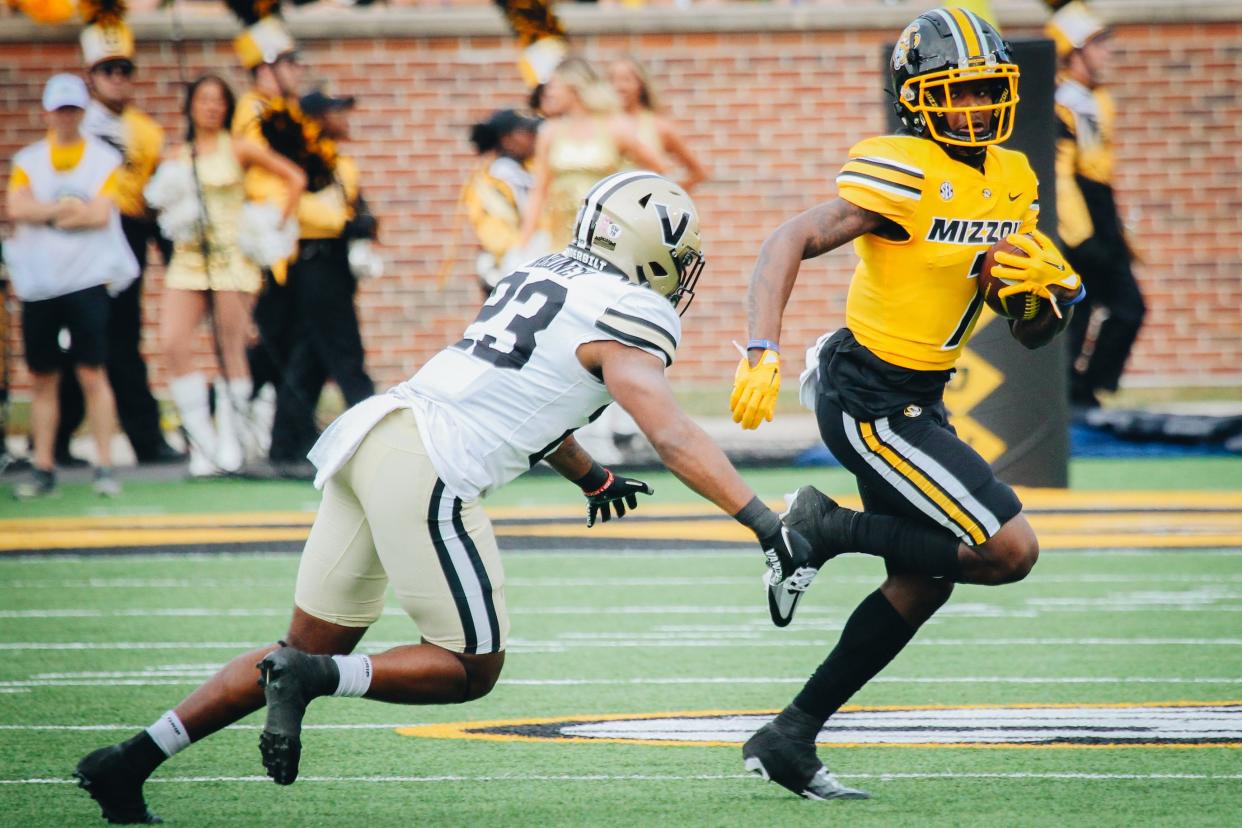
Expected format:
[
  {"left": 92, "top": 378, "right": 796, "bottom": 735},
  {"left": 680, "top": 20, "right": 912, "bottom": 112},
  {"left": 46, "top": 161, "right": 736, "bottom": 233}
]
[
  {"left": 144, "top": 160, "right": 202, "bottom": 243},
  {"left": 348, "top": 240, "right": 385, "bottom": 281},
  {"left": 236, "top": 202, "right": 298, "bottom": 267}
]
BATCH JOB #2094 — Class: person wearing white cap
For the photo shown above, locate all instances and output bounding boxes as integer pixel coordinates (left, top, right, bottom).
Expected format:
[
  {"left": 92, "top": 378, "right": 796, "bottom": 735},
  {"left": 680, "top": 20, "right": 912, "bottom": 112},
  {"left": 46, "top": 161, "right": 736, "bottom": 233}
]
[
  {"left": 4, "top": 73, "right": 137, "bottom": 499},
  {"left": 1047, "top": 1, "right": 1146, "bottom": 409},
  {"left": 52, "top": 0, "right": 185, "bottom": 469}
]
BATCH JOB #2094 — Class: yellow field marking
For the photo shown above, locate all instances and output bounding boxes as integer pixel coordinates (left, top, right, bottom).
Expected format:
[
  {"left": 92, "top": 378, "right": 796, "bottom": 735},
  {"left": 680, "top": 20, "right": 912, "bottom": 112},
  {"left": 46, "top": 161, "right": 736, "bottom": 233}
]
[
  {"left": 1037, "top": 534, "right": 1242, "bottom": 549},
  {"left": 1014, "top": 490, "right": 1242, "bottom": 509},
  {"left": 3, "top": 490, "right": 1240, "bottom": 532},
  {"left": 1, "top": 511, "right": 317, "bottom": 531},
  {"left": 0, "top": 502, "right": 773, "bottom": 533},
  {"left": 4, "top": 491, "right": 1242, "bottom": 551},
  {"left": 1032, "top": 513, "right": 1242, "bottom": 531},
  {"left": 397, "top": 701, "right": 1242, "bottom": 750},
  {"left": 0, "top": 527, "right": 313, "bottom": 550}
]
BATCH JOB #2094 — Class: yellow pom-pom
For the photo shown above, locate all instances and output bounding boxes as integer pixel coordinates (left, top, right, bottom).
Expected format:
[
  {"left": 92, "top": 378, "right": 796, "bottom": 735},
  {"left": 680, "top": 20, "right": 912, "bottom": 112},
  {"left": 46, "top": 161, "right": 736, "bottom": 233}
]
[{"left": 16, "top": 0, "right": 77, "bottom": 25}]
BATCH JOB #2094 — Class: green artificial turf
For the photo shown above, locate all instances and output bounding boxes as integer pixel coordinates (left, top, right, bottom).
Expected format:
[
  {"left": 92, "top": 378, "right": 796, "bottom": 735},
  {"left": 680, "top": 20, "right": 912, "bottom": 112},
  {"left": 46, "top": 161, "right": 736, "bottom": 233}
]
[
  {"left": 2, "top": 458, "right": 1239, "bottom": 825},
  {"left": 2, "top": 548, "right": 1240, "bottom": 826}
]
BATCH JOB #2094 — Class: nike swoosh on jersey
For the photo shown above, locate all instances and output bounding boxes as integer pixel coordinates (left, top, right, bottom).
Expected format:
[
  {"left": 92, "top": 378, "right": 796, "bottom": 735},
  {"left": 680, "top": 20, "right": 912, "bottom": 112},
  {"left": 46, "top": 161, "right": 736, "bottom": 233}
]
[{"left": 1008, "top": 192, "right": 1022, "bottom": 201}]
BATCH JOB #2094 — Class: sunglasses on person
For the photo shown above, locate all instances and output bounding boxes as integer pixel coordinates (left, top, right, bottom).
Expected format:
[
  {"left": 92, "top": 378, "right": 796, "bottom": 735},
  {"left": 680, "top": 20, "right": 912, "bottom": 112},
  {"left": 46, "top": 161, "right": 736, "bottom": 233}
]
[{"left": 94, "top": 60, "right": 135, "bottom": 79}]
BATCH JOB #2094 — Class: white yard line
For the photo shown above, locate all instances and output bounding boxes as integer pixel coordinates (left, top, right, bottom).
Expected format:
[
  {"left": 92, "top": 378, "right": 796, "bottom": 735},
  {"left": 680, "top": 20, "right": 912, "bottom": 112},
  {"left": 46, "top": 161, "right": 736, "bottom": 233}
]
[
  {"left": 5, "top": 771, "right": 1242, "bottom": 785},
  {"left": 6, "top": 573, "right": 1242, "bottom": 589},
  {"left": 2, "top": 548, "right": 1241, "bottom": 568},
  {"left": 1, "top": 637, "right": 1239, "bottom": 653},
  {"left": 4, "top": 602, "right": 1242, "bottom": 620},
  {"left": 4, "top": 675, "right": 1241, "bottom": 691}
]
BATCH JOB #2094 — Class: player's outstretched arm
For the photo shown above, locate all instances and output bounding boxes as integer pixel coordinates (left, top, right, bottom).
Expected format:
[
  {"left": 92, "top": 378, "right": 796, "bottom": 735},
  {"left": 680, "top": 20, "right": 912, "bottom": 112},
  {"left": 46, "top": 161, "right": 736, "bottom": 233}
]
[
  {"left": 589, "top": 340, "right": 753, "bottom": 513},
  {"left": 733, "top": 199, "right": 884, "bottom": 430},
  {"left": 545, "top": 435, "right": 654, "bottom": 527},
  {"left": 584, "top": 339, "right": 815, "bottom": 579}
]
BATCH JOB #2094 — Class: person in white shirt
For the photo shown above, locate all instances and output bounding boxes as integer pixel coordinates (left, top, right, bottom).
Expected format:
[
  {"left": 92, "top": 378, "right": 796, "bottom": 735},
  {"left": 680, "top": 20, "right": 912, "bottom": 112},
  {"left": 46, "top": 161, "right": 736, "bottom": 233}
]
[
  {"left": 73, "top": 172, "right": 816, "bottom": 824},
  {"left": 4, "top": 74, "right": 136, "bottom": 499}
]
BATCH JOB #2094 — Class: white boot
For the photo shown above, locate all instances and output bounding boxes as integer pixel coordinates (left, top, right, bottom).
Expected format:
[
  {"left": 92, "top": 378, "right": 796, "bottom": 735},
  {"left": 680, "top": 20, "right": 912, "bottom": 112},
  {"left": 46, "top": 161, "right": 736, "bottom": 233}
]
[
  {"left": 250, "top": 384, "right": 276, "bottom": 457},
  {"left": 169, "top": 373, "right": 220, "bottom": 478},
  {"left": 224, "top": 377, "right": 259, "bottom": 462},
  {"left": 213, "top": 378, "right": 244, "bottom": 473}
]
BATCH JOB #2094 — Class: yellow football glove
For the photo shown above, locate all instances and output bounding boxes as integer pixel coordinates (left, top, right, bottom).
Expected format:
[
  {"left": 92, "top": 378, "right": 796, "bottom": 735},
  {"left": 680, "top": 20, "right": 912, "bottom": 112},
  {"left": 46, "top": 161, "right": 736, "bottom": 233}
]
[
  {"left": 992, "top": 231, "right": 1084, "bottom": 319},
  {"left": 731, "top": 349, "right": 781, "bottom": 430}
]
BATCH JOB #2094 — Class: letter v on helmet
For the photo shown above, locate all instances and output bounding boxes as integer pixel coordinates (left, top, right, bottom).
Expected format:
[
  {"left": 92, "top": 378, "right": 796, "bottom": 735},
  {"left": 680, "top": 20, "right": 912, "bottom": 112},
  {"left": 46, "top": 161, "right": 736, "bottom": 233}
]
[{"left": 655, "top": 202, "right": 689, "bottom": 247}]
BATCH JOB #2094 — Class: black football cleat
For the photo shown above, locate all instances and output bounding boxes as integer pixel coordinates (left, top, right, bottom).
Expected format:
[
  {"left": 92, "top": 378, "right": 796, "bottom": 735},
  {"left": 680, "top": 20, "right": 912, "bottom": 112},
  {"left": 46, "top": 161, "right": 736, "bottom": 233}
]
[
  {"left": 257, "top": 645, "right": 335, "bottom": 785},
  {"left": 768, "top": 485, "right": 856, "bottom": 626},
  {"left": 742, "top": 722, "right": 870, "bottom": 801},
  {"left": 781, "top": 485, "right": 850, "bottom": 567},
  {"left": 75, "top": 745, "right": 163, "bottom": 824}
]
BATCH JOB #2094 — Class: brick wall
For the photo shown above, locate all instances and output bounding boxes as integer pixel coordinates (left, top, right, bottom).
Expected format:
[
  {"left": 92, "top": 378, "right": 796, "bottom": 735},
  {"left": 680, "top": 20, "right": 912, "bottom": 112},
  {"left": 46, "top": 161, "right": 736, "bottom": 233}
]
[{"left": 3, "top": 5, "right": 1241, "bottom": 395}]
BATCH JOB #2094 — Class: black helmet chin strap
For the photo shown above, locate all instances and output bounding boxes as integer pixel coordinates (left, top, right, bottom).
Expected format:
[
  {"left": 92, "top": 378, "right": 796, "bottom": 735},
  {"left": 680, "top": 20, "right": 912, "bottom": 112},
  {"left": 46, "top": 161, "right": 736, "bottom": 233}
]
[{"left": 941, "top": 139, "right": 988, "bottom": 169}]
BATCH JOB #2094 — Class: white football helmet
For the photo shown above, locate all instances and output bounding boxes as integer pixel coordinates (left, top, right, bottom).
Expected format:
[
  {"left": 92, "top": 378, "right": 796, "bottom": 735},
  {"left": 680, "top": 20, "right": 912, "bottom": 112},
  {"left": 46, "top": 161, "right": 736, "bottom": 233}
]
[{"left": 569, "top": 171, "right": 705, "bottom": 313}]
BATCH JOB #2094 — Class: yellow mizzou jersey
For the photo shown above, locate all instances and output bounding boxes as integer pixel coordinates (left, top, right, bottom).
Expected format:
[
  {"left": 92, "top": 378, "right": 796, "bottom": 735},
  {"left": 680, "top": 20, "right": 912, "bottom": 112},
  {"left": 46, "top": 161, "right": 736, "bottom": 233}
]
[{"left": 836, "top": 135, "right": 1039, "bottom": 372}]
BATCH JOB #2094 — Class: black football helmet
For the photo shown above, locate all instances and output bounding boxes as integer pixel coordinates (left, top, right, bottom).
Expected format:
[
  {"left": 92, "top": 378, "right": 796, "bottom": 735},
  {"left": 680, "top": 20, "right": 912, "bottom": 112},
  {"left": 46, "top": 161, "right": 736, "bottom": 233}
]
[{"left": 890, "top": 7, "right": 1019, "bottom": 149}]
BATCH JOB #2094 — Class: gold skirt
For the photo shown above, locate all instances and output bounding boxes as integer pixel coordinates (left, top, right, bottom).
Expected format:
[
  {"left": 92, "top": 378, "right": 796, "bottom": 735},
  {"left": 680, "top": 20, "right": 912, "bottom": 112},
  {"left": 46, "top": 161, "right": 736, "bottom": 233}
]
[{"left": 165, "top": 243, "right": 262, "bottom": 294}]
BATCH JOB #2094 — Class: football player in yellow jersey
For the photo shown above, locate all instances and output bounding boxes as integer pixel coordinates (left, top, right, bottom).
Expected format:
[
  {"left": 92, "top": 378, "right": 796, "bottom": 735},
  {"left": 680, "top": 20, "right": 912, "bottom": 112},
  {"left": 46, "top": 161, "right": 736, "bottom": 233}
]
[{"left": 732, "top": 8, "right": 1085, "bottom": 800}]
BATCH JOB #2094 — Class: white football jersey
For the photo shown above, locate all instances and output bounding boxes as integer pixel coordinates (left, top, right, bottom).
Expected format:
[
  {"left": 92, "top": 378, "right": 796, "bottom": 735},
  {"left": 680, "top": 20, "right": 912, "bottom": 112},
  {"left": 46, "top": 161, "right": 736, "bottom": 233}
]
[
  {"left": 407, "top": 252, "right": 681, "bottom": 499},
  {"left": 310, "top": 251, "right": 681, "bottom": 500}
]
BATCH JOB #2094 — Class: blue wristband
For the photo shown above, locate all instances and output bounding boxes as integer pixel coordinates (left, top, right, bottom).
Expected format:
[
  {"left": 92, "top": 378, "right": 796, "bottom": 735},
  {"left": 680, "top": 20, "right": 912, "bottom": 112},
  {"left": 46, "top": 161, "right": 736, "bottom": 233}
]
[
  {"left": 747, "top": 339, "right": 780, "bottom": 353},
  {"left": 1056, "top": 284, "right": 1087, "bottom": 308}
]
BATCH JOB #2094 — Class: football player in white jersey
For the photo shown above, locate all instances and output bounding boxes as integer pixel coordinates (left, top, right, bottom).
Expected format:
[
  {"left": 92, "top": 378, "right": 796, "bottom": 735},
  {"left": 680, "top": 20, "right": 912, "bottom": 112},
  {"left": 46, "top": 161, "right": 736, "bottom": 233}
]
[{"left": 73, "top": 171, "right": 815, "bottom": 824}]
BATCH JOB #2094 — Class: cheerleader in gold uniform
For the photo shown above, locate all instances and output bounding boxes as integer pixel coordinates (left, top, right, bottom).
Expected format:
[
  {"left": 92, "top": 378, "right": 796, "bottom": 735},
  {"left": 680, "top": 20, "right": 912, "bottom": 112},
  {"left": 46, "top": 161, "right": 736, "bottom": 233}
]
[
  {"left": 157, "top": 75, "right": 304, "bottom": 476},
  {"left": 519, "top": 57, "right": 664, "bottom": 254}
]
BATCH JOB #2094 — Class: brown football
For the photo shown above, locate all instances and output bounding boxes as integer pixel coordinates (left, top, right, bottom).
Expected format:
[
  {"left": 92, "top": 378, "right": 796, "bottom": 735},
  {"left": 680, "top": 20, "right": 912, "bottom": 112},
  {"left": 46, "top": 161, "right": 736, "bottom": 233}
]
[{"left": 977, "top": 238, "right": 1048, "bottom": 321}]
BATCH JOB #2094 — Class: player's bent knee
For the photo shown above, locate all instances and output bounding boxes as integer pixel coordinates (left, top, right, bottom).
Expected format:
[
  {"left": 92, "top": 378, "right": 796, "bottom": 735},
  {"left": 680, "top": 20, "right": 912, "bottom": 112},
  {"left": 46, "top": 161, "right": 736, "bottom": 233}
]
[
  {"left": 1012, "top": 540, "right": 1039, "bottom": 582},
  {"left": 459, "top": 651, "right": 505, "bottom": 701},
  {"left": 994, "top": 535, "right": 1038, "bottom": 584},
  {"left": 976, "top": 514, "right": 1039, "bottom": 584},
  {"left": 285, "top": 607, "right": 369, "bottom": 655}
]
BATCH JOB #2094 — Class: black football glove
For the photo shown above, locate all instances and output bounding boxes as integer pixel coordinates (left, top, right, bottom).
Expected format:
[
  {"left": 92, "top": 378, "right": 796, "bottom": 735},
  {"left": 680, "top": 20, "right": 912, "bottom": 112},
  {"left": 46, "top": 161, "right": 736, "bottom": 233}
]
[
  {"left": 756, "top": 522, "right": 814, "bottom": 584},
  {"left": 584, "top": 470, "right": 654, "bottom": 528}
]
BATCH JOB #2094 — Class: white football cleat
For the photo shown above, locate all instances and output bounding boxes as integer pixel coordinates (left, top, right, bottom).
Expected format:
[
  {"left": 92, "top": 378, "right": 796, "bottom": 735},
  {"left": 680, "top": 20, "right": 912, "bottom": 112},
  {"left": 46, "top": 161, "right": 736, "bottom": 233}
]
[{"left": 764, "top": 564, "right": 818, "bottom": 628}]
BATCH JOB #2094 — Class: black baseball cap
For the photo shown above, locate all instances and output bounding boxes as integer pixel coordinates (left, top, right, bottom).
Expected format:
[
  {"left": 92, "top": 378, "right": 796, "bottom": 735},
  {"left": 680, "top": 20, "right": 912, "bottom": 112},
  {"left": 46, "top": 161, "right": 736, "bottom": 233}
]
[
  {"left": 300, "top": 90, "right": 356, "bottom": 117},
  {"left": 484, "top": 109, "right": 540, "bottom": 135}
]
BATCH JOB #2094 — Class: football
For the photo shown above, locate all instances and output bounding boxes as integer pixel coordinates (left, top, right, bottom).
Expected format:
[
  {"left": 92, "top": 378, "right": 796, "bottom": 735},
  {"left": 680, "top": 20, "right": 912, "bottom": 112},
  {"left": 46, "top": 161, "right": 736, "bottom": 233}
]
[{"left": 977, "top": 238, "right": 1049, "bottom": 321}]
